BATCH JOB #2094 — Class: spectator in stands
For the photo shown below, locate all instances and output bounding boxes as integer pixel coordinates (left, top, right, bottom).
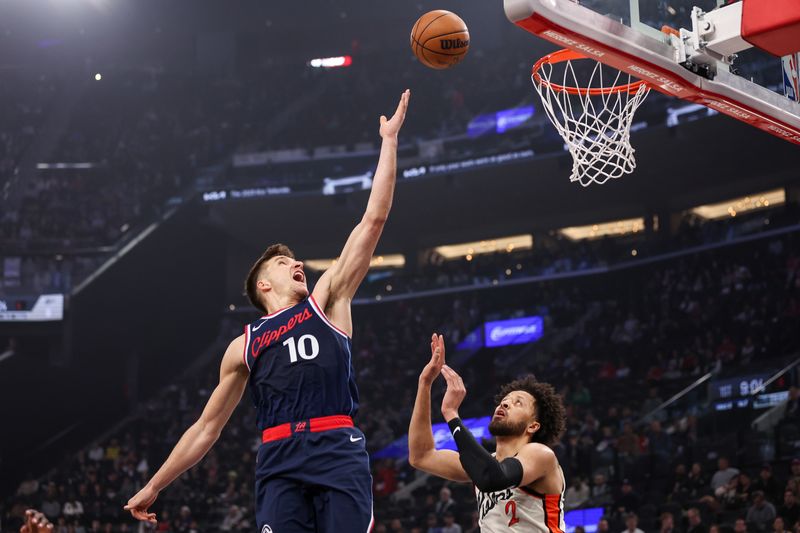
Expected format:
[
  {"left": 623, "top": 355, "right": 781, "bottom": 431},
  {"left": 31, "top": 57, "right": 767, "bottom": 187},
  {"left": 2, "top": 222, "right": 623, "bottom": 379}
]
[
  {"left": 712, "top": 457, "right": 741, "bottom": 492},
  {"left": 61, "top": 495, "right": 83, "bottom": 522},
  {"left": 687, "top": 463, "right": 710, "bottom": 500},
  {"left": 660, "top": 512, "right": 676, "bottom": 533},
  {"left": 16, "top": 476, "right": 40, "bottom": 498},
  {"left": 440, "top": 512, "right": 461, "bottom": 533},
  {"left": 687, "top": 507, "right": 708, "bottom": 533},
  {"left": 780, "top": 490, "right": 800, "bottom": 529},
  {"left": 748, "top": 491, "right": 778, "bottom": 532},
  {"left": 425, "top": 512, "right": 439, "bottom": 533},
  {"left": 571, "top": 383, "right": 592, "bottom": 406},
  {"left": 591, "top": 473, "right": 613, "bottom": 506},
  {"left": 739, "top": 474, "right": 755, "bottom": 507},
  {"left": 641, "top": 388, "right": 664, "bottom": 420},
  {"left": 566, "top": 477, "right": 591, "bottom": 510},
  {"left": 615, "top": 480, "right": 641, "bottom": 516},
  {"left": 734, "top": 518, "right": 748, "bottom": 533},
  {"left": 789, "top": 460, "right": 800, "bottom": 489},
  {"left": 775, "top": 517, "right": 788, "bottom": 533},
  {"left": 754, "top": 465, "right": 783, "bottom": 504},
  {"left": 219, "top": 505, "right": 243, "bottom": 531},
  {"left": 597, "top": 518, "right": 611, "bottom": 533},
  {"left": 621, "top": 513, "right": 644, "bottom": 533},
  {"left": 717, "top": 475, "right": 741, "bottom": 510},
  {"left": 435, "top": 487, "right": 456, "bottom": 520},
  {"left": 39, "top": 484, "right": 60, "bottom": 521}
]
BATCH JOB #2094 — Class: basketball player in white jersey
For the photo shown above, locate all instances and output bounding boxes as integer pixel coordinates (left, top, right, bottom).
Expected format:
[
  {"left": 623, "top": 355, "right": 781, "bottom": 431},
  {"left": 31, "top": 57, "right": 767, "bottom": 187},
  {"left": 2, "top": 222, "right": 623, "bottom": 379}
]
[{"left": 409, "top": 334, "right": 567, "bottom": 532}]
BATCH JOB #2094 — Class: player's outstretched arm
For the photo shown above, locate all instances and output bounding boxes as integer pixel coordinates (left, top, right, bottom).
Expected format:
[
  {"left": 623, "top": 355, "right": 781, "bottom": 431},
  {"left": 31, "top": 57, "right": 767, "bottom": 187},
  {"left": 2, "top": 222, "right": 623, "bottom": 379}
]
[
  {"left": 313, "top": 90, "right": 411, "bottom": 317},
  {"left": 441, "top": 366, "right": 557, "bottom": 492},
  {"left": 408, "top": 334, "right": 471, "bottom": 482},
  {"left": 124, "top": 335, "right": 249, "bottom": 524}
]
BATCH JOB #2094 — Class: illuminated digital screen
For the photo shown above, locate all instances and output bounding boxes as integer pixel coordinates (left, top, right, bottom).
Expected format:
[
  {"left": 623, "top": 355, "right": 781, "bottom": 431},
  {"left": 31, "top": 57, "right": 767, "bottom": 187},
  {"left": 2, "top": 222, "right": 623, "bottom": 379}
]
[
  {"left": 373, "top": 416, "right": 491, "bottom": 459},
  {"left": 565, "top": 507, "right": 605, "bottom": 533},
  {"left": 484, "top": 316, "right": 544, "bottom": 348}
]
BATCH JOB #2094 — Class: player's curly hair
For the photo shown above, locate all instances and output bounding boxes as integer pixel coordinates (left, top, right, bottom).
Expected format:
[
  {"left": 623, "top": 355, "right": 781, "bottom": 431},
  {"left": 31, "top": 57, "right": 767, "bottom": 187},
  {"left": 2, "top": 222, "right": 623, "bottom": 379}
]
[
  {"left": 244, "top": 243, "right": 295, "bottom": 313},
  {"left": 495, "top": 375, "right": 566, "bottom": 446}
]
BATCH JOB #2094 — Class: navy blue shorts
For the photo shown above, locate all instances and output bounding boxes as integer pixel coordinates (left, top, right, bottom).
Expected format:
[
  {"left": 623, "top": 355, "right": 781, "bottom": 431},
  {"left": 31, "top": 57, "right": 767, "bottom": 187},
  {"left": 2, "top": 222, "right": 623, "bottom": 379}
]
[{"left": 255, "top": 426, "right": 373, "bottom": 532}]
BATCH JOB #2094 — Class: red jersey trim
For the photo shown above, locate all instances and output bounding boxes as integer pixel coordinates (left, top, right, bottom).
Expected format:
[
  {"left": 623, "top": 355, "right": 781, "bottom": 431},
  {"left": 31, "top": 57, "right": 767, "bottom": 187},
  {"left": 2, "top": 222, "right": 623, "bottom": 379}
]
[{"left": 260, "top": 302, "right": 297, "bottom": 320}]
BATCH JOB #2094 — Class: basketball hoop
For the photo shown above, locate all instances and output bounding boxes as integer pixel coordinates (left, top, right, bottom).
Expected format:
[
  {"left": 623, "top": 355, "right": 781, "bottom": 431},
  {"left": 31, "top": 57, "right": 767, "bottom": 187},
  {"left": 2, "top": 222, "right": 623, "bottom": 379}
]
[{"left": 531, "top": 49, "right": 651, "bottom": 186}]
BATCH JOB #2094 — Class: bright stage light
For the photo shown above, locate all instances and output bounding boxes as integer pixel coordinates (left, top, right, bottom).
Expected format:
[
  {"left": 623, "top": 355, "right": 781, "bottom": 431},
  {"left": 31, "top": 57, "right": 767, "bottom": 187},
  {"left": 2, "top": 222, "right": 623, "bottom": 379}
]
[{"left": 308, "top": 55, "right": 353, "bottom": 68}]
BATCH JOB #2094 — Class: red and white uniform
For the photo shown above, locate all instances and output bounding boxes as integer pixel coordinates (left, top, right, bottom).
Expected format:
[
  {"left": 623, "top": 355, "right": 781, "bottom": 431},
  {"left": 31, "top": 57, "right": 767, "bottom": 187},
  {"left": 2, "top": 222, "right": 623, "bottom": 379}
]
[{"left": 475, "top": 468, "right": 566, "bottom": 533}]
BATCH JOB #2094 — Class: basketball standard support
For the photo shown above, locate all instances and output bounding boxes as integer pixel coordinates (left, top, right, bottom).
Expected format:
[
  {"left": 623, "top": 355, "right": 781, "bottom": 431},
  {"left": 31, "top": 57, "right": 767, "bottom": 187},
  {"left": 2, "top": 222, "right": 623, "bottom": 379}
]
[{"left": 503, "top": 0, "right": 800, "bottom": 145}]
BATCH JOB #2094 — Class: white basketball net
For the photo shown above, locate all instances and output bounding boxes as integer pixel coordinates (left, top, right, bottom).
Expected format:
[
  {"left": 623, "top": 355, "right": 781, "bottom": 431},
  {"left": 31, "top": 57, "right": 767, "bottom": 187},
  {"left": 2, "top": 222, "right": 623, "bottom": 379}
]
[{"left": 531, "top": 50, "right": 650, "bottom": 187}]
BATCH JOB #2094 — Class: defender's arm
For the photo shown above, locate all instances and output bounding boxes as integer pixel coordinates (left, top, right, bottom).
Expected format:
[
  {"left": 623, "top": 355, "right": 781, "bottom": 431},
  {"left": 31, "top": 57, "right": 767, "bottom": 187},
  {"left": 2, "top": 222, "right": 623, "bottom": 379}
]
[
  {"left": 408, "top": 334, "right": 471, "bottom": 482},
  {"left": 124, "top": 335, "right": 249, "bottom": 523}
]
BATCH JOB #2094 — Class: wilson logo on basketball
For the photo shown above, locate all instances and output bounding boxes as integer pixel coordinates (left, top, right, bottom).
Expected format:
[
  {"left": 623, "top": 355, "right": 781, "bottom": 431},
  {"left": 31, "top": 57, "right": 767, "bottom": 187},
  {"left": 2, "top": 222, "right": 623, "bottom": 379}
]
[
  {"left": 251, "top": 308, "right": 313, "bottom": 357},
  {"left": 440, "top": 38, "right": 469, "bottom": 50}
]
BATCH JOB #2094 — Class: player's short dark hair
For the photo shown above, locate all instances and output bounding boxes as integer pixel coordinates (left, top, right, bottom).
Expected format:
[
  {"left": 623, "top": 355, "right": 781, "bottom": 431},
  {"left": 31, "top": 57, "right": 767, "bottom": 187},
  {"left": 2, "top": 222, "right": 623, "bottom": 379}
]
[
  {"left": 244, "top": 244, "right": 295, "bottom": 313},
  {"left": 495, "top": 375, "right": 566, "bottom": 446}
]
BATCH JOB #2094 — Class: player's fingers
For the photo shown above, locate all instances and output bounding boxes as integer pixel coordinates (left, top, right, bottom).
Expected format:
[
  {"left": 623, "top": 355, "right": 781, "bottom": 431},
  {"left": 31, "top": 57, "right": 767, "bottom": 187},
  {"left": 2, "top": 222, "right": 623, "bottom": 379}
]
[
  {"left": 395, "top": 93, "right": 407, "bottom": 115},
  {"left": 443, "top": 365, "right": 462, "bottom": 386},
  {"left": 441, "top": 365, "right": 457, "bottom": 383}
]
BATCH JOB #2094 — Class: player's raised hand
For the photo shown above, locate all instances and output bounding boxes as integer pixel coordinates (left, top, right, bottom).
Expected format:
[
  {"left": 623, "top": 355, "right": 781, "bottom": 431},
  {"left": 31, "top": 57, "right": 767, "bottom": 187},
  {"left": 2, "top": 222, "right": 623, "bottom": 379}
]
[
  {"left": 124, "top": 484, "right": 159, "bottom": 524},
  {"left": 419, "top": 333, "right": 446, "bottom": 386},
  {"left": 20, "top": 509, "right": 54, "bottom": 533},
  {"left": 440, "top": 365, "right": 467, "bottom": 421},
  {"left": 379, "top": 89, "right": 411, "bottom": 139}
]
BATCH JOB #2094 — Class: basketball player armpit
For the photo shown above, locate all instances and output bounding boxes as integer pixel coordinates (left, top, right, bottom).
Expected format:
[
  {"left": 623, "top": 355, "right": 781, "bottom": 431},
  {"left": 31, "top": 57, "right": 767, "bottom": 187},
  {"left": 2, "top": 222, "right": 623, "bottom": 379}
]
[
  {"left": 124, "top": 89, "right": 410, "bottom": 532},
  {"left": 409, "top": 334, "right": 568, "bottom": 533}
]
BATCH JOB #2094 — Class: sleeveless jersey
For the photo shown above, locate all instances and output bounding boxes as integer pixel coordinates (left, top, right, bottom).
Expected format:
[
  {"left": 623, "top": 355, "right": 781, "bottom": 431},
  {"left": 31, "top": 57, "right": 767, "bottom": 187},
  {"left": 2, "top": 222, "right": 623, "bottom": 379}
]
[
  {"left": 243, "top": 296, "right": 359, "bottom": 430},
  {"left": 475, "top": 466, "right": 566, "bottom": 533}
]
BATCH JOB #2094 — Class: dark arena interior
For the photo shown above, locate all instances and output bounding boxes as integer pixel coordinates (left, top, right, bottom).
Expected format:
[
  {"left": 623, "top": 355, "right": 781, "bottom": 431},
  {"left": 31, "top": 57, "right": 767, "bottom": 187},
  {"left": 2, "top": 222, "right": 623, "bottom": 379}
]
[{"left": 2, "top": 0, "right": 800, "bottom": 531}]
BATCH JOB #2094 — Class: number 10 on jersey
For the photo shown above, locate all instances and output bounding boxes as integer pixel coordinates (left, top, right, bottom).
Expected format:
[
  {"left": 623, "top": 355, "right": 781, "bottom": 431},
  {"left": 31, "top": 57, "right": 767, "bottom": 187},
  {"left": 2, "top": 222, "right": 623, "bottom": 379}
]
[{"left": 283, "top": 334, "right": 320, "bottom": 363}]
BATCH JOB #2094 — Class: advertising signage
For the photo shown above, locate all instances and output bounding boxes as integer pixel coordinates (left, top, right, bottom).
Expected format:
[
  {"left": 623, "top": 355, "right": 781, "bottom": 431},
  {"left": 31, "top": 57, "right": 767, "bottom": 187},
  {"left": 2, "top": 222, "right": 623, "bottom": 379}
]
[{"left": 484, "top": 316, "right": 543, "bottom": 348}]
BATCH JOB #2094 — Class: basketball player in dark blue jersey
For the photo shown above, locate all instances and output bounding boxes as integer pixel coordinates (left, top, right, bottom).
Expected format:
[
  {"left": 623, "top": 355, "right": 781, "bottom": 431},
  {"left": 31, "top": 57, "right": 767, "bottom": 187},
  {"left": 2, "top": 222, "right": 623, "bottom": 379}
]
[{"left": 124, "top": 89, "right": 410, "bottom": 532}]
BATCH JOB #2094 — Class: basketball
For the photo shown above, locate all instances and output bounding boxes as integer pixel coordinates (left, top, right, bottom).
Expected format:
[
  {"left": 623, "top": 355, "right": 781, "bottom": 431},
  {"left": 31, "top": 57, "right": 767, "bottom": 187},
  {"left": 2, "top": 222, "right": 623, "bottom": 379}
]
[{"left": 410, "top": 10, "right": 470, "bottom": 70}]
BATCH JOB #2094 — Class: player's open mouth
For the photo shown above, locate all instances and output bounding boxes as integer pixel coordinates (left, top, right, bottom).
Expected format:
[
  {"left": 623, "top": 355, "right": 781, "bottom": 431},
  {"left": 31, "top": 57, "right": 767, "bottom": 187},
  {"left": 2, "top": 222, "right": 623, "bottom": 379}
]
[
  {"left": 293, "top": 271, "right": 305, "bottom": 283},
  {"left": 494, "top": 409, "right": 506, "bottom": 418}
]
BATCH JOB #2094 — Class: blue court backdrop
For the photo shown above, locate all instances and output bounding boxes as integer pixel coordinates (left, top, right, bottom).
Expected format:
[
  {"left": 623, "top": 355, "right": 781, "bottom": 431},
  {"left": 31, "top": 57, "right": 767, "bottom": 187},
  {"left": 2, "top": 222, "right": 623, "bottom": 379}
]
[{"left": 373, "top": 416, "right": 492, "bottom": 459}]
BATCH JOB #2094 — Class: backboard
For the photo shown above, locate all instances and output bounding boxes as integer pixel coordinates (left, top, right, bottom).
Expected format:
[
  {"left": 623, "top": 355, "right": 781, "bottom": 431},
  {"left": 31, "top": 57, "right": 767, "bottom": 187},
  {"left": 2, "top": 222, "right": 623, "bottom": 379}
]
[{"left": 504, "top": 0, "right": 800, "bottom": 144}]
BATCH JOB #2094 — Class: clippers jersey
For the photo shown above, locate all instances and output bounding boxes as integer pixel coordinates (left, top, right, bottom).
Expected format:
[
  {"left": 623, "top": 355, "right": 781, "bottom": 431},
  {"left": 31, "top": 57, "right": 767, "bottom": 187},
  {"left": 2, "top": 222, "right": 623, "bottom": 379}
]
[
  {"left": 243, "top": 296, "right": 359, "bottom": 429},
  {"left": 475, "top": 467, "right": 566, "bottom": 533}
]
